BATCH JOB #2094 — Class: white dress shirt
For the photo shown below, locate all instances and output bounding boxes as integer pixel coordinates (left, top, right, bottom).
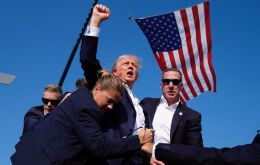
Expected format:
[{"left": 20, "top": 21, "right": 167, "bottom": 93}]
[
  {"left": 124, "top": 84, "right": 145, "bottom": 135},
  {"left": 152, "top": 96, "right": 180, "bottom": 156},
  {"left": 84, "top": 26, "right": 100, "bottom": 37}
]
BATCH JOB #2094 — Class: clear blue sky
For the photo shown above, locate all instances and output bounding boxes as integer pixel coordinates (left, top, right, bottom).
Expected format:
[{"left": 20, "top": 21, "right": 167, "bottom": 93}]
[{"left": 1, "top": 0, "right": 260, "bottom": 164}]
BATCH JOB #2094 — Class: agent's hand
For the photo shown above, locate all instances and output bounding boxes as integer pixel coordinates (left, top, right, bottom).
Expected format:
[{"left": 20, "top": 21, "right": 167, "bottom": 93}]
[
  {"left": 150, "top": 157, "right": 165, "bottom": 165},
  {"left": 90, "top": 4, "right": 111, "bottom": 27},
  {"left": 141, "top": 142, "right": 153, "bottom": 154},
  {"left": 138, "top": 128, "right": 154, "bottom": 144}
]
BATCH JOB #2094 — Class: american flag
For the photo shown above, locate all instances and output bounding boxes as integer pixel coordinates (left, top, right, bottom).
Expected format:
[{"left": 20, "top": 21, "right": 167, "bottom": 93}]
[{"left": 136, "top": 1, "right": 216, "bottom": 103}]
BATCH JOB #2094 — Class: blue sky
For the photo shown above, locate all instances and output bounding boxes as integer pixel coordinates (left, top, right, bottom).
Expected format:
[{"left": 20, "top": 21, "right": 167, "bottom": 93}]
[{"left": 1, "top": 0, "right": 260, "bottom": 164}]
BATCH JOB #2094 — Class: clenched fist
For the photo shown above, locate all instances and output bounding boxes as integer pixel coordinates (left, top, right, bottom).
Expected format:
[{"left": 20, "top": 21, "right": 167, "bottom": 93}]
[{"left": 90, "top": 4, "right": 111, "bottom": 27}]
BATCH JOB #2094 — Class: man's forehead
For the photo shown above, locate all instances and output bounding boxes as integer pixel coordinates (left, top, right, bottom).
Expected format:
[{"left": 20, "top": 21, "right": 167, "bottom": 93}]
[
  {"left": 163, "top": 71, "right": 181, "bottom": 77},
  {"left": 44, "top": 91, "right": 61, "bottom": 96}
]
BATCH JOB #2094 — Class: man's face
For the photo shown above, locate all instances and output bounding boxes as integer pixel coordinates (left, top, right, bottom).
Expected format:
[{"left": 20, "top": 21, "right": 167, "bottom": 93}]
[
  {"left": 42, "top": 91, "right": 61, "bottom": 112},
  {"left": 113, "top": 57, "right": 139, "bottom": 87},
  {"left": 92, "top": 86, "right": 121, "bottom": 113},
  {"left": 160, "top": 71, "right": 182, "bottom": 105}
]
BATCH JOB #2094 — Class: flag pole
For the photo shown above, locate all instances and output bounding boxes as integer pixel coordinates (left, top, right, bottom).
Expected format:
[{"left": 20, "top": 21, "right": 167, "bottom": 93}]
[{"left": 58, "top": 0, "right": 99, "bottom": 87}]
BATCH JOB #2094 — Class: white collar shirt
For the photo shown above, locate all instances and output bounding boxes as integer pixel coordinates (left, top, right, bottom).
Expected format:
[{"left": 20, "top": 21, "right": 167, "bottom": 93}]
[
  {"left": 152, "top": 96, "right": 180, "bottom": 156},
  {"left": 124, "top": 84, "right": 145, "bottom": 135}
]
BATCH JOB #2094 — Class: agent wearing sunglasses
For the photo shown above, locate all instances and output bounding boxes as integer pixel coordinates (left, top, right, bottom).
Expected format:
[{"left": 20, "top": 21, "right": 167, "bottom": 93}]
[
  {"left": 22, "top": 83, "right": 62, "bottom": 134},
  {"left": 140, "top": 68, "right": 203, "bottom": 164}
]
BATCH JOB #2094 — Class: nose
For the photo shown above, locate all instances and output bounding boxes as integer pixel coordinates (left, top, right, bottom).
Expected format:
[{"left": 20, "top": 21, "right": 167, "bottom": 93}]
[
  {"left": 128, "top": 62, "right": 135, "bottom": 69},
  {"left": 47, "top": 101, "right": 52, "bottom": 106},
  {"left": 168, "top": 81, "right": 174, "bottom": 87},
  {"left": 107, "top": 104, "right": 113, "bottom": 110}
]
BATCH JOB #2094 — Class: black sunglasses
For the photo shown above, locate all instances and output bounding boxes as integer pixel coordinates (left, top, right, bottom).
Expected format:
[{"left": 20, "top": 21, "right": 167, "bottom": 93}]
[
  {"left": 41, "top": 98, "right": 60, "bottom": 106},
  {"left": 162, "top": 79, "right": 181, "bottom": 86}
]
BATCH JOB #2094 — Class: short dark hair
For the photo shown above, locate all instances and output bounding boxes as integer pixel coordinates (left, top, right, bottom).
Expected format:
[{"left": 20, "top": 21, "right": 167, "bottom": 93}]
[
  {"left": 75, "top": 78, "right": 88, "bottom": 90},
  {"left": 162, "top": 68, "right": 182, "bottom": 82}
]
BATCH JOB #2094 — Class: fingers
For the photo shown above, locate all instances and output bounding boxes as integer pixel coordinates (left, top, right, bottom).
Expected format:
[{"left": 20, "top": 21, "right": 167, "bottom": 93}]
[
  {"left": 90, "top": 4, "right": 111, "bottom": 27},
  {"left": 95, "top": 4, "right": 110, "bottom": 15},
  {"left": 138, "top": 128, "right": 154, "bottom": 144}
]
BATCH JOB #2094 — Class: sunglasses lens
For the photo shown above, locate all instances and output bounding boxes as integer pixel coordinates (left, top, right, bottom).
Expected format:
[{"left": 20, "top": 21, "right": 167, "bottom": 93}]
[
  {"left": 42, "top": 98, "right": 48, "bottom": 104},
  {"left": 172, "top": 79, "right": 180, "bottom": 85},
  {"left": 51, "top": 100, "right": 59, "bottom": 106},
  {"left": 42, "top": 98, "right": 59, "bottom": 106},
  {"left": 162, "top": 79, "right": 170, "bottom": 85},
  {"left": 162, "top": 79, "right": 181, "bottom": 85}
]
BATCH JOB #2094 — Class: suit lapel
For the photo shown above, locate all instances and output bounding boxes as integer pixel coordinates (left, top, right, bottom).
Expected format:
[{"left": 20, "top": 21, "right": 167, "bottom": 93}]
[
  {"left": 150, "top": 99, "right": 160, "bottom": 122},
  {"left": 118, "top": 88, "right": 136, "bottom": 135},
  {"left": 170, "top": 103, "right": 184, "bottom": 138}
]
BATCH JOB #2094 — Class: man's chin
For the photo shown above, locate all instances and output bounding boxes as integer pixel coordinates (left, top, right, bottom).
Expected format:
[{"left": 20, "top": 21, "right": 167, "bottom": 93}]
[
  {"left": 101, "top": 108, "right": 110, "bottom": 113},
  {"left": 124, "top": 77, "right": 136, "bottom": 83}
]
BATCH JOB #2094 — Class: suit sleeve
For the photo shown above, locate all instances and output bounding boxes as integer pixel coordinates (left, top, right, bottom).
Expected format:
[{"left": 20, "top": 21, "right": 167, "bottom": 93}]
[
  {"left": 185, "top": 112, "right": 203, "bottom": 147},
  {"left": 75, "top": 108, "right": 141, "bottom": 159},
  {"left": 80, "top": 36, "right": 102, "bottom": 90},
  {"left": 156, "top": 141, "right": 260, "bottom": 165},
  {"left": 23, "top": 108, "right": 43, "bottom": 134}
]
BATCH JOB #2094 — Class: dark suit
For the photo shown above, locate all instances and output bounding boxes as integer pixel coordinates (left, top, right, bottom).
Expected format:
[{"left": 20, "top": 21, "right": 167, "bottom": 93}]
[
  {"left": 23, "top": 106, "right": 44, "bottom": 134},
  {"left": 11, "top": 88, "right": 141, "bottom": 165},
  {"left": 155, "top": 134, "right": 260, "bottom": 165},
  {"left": 80, "top": 36, "right": 150, "bottom": 164},
  {"left": 140, "top": 98, "right": 203, "bottom": 147}
]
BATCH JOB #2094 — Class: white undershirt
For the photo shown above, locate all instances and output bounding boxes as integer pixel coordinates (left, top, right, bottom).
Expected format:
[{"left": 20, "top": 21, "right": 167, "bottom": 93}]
[
  {"left": 152, "top": 96, "right": 179, "bottom": 156},
  {"left": 124, "top": 84, "right": 145, "bottom": 135}
]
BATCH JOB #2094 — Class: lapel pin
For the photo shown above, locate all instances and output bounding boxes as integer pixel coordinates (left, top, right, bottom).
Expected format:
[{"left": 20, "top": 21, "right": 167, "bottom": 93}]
[{"left": 179, "top": 112, "right": 183, "bottom": 116}]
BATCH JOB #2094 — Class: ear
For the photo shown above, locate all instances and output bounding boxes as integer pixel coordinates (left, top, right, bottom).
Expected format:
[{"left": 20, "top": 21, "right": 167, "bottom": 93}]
[
  {"left": 160, "top": 82, "right": 163, "bottom": 89},
  {"left": 93, "top": 84, "right": 101, "bottom": 94},
  {"left": 112, "top": 68, "right": 118, "bottom": 76}
]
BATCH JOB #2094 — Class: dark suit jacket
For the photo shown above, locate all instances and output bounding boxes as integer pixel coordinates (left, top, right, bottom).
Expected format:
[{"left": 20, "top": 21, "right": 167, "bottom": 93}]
[
  {"left": 80, "top": 36, "right": 150, "bottom": 164},
  {"left": 155, "top": 134, "right": 260, "bottom": 165},
  {"left": 23, "top": 105, "right": 44, "bottom": 134},
  {"left": 140, "top": 97, "right": 203, "bottom": 147},
  {"left": 11, "top": 88, "right": 141, "bottom": 165}
]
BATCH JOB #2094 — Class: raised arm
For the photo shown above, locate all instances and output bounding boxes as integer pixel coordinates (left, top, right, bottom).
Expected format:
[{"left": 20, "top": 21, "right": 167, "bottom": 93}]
[{"left": 80, "top": 4, "right": 110, "bottom": 90}]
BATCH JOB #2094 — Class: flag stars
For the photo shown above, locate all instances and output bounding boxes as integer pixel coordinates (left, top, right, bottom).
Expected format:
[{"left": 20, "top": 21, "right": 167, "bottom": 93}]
[{"left": 136, "top": 12, "right": 182, "bottom": 52}]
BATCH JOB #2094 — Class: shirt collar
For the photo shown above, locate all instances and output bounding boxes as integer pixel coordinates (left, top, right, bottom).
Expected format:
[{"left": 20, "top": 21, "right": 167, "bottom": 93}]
[{"left": 160, "top": 95, "right": 180, "bottom": 109}]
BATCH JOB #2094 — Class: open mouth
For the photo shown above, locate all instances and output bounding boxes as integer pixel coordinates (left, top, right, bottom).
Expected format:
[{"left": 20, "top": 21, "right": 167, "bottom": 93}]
[{"left": 127, "top": 71, "right": 134, "bottom": 77}]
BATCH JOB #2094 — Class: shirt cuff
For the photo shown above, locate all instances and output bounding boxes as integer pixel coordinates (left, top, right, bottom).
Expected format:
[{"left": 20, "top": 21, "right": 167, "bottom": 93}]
[{"left": 84, "top": 26, "right": 100, "bottom": 37}]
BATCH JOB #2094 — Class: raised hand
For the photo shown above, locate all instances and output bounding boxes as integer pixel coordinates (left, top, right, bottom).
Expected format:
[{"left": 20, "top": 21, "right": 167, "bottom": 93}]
[{"left": 90, "top": 4, "right": 111, "bottom": 27}]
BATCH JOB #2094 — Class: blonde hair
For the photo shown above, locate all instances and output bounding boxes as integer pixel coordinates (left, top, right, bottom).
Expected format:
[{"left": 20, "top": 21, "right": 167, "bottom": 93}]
[
  {"left": 96, "top": 69, "right": 124, "bottom": 96},
  {"left": 44, "top": 83, "right": 62, "bottom": 94}
]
